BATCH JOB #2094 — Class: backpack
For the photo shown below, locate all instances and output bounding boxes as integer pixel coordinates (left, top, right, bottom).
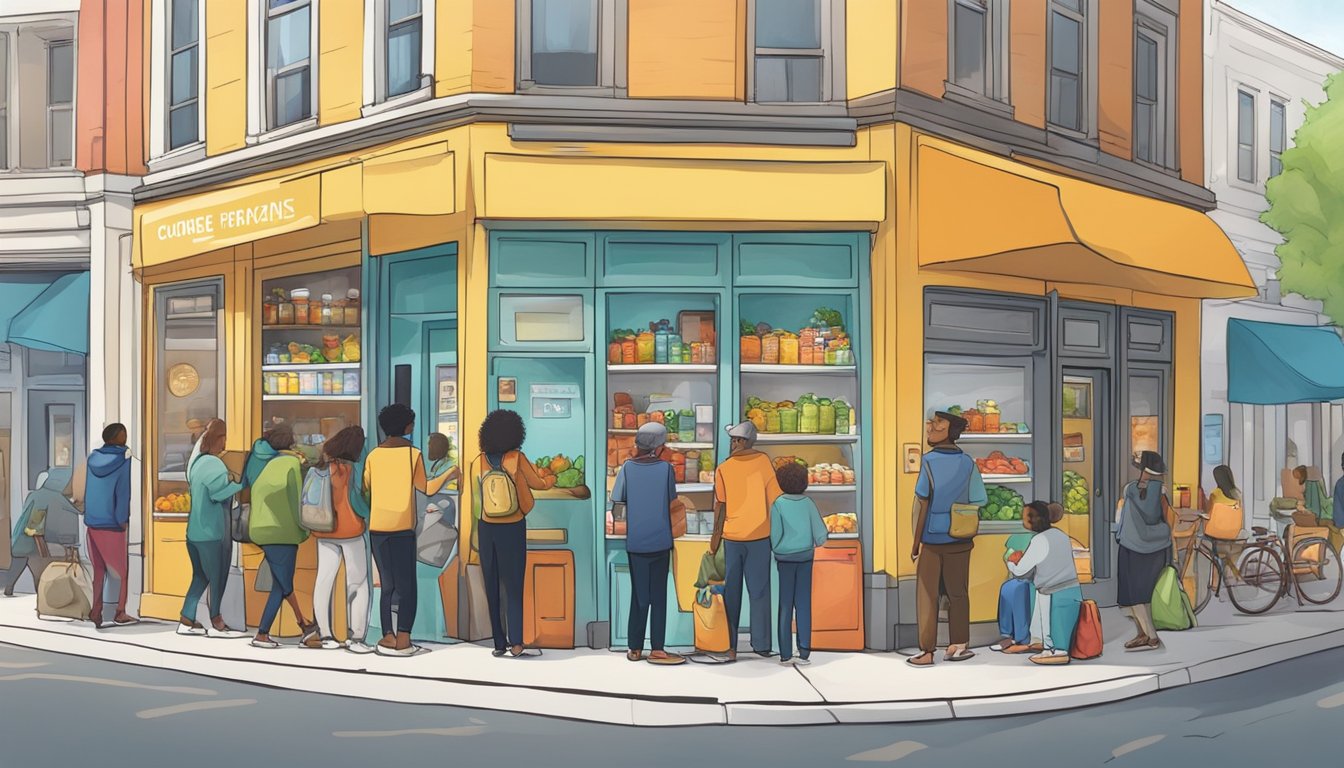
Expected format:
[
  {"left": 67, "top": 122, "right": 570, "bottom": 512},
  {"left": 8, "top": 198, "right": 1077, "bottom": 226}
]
[
  {"left": 1070, "top": 599, "right": 1104, "bottom": 660},
  {"left": 1152, "top": 565, "right": 1197, "bottom": 631},
  {"left": 299, "top": 466, "right": 336, "bottom": 533},
  {"left": 479, "top": 454, "right": 520, "bottom": 519}
]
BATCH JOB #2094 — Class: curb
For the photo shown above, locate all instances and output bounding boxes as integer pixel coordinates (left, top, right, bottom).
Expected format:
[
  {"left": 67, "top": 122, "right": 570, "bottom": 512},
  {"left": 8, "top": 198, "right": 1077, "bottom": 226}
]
[{"left": 2, "top": 619, "right": 1342, "bottom": 726}]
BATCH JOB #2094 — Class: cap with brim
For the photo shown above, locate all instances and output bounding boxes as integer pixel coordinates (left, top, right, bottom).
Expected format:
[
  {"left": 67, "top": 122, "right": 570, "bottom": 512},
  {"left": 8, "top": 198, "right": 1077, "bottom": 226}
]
[
  {"left": 726, "top": 421, "right": 758, "bottom": 441},
  {"left": 635, "top": 422, "right": 669, "bottom": 451},
  {"left": 933, "top": 410, "right": 969, "bottom": 432}
]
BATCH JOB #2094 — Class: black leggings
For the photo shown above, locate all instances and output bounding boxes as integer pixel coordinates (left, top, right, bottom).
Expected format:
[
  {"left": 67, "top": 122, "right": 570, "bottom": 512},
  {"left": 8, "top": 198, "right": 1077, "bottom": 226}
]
[{"left": 370, "top": 531, "right": 417, "bottom": 635}]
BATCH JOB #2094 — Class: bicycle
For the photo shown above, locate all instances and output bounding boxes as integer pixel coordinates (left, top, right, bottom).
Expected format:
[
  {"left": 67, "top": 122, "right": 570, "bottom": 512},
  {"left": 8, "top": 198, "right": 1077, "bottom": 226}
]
[{"left": 1178, "top": 507, "right": 1342, "bottom": 614}]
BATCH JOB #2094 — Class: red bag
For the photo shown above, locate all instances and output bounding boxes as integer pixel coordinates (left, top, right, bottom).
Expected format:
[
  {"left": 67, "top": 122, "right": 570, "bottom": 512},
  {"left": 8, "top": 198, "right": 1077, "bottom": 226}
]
[{"left": 1070, "top": 599, "right": 1104, "bottom": 660}]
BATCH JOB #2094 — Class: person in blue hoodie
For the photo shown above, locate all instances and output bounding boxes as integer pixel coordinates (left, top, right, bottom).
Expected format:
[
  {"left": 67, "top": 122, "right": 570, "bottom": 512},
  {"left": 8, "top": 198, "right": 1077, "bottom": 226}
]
[{"left": 84, "top": 423, "right": 136, "bottom": 628}]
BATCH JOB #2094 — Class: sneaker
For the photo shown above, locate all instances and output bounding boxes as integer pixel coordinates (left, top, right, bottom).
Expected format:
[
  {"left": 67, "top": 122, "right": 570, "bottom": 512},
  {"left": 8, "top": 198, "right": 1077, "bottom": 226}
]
[
  {"left": 491, "top": 649, "right": 508, "bottom": 658},
  {"left": 1029, "top": 649, "right": 1071, "bottom": 665},
  {"left": 375, "top": 642, "right": 418, "bottom": 657},
  {"left": 112, "top": 613, "right": 138, "bottom": 626},
  {"left": 344, "top": 640, "right": 376, "bottom": 655},
  {"left": 206, "top": 625, "right": 248, "bottom": 639},
  {"left": 792, "top": 656, "right": 812, "bottom": 666},
  {"left": 779, "top": 657, "right": 793, "bottom": 665},
  {"left": 250, "top": 637, "right": 280, "bottom": 649},
  {"left": 176, "top": 621, "right": 206, "bottom": 637}
]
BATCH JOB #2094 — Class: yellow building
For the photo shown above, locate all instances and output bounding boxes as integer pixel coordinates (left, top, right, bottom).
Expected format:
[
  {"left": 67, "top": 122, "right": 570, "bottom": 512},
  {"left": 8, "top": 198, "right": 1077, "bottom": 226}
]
[{"left": 133, "top": 0, "right": 1250, "bottom": 650}]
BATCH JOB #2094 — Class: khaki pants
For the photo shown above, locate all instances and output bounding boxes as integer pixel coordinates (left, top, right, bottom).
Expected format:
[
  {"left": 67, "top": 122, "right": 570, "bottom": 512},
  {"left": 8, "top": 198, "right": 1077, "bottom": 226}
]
[{"left": 916, "top": 540, "right": 974, "bottom": 652}]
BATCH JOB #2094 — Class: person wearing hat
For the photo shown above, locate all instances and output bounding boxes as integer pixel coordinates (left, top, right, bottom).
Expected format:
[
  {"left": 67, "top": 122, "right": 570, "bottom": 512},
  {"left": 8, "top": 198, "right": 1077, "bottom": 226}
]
[
  {"left": 1115, "top": 450, "right": 1173, "bottom": 652},
  {"left": 709, "top": 421, "right": 783, "bottom": 661},
  {"left": 909, "top": 410, "right": 986, "bottom": 667},
  {"left": 1006, "top": 501, "right": 1081, "bottom": 665},
  {"left": 611, "top": 422, "right": 685, "bottom": 665}
]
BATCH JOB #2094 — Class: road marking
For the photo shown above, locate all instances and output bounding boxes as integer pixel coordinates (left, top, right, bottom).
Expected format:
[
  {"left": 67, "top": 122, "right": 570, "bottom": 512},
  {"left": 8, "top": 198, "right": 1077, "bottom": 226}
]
[
  {"left": 469, "top": 717, "right": 486, "bottom": 725},
  {"left": 137, "top": 699, "right": 257, "bottom": 719},
  {"left": 0, "top": 673, "right": 215, "bottom": 696},
  {"left": 1112, "top": 735, "right": 1165, "bottom": 759},
  {"left": 0, "top": 662, "right": 48, "bottom": 669},
  {"left": 846, "top": 741, "right": 928, "bottom": 762},
  {"left": 1318, "top": 691, "right": 1344, "bottom": 709},
  {"left": 332, "top": 726, "right": 487, "bottom": 738}
]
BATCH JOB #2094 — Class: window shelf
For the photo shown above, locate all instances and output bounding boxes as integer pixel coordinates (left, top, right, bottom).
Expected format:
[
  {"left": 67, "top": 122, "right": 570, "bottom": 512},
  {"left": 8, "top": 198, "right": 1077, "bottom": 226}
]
[
  {"left": 263, "top": 324, "right": 360, "bottom": 332},
  {"left": 740, "top": 364, "right": 856, "bottom": 375},
  {"left": 755, "top": 433, "right": 858, "bottom": 444},
  {"left": 607, "top": 364, "right": 717, "bottom": 374},
  {"left": 958, "top": 433, "right": 1034, "bottom": 443},
  {"left": 262, "top": 362, "right": 360, "bottom": 372},
  {"left": 262, "top": 395, "right": 361, "bottom": 402}
]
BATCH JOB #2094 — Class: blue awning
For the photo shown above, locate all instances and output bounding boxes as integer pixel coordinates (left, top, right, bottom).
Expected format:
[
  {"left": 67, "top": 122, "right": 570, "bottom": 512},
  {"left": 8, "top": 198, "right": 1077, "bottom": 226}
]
[
  {"left": 0, "top": 272, "right": 89, "bottom": 355},
  {"left": 1227, "top": 318, "right": 1344, "bottom": 404}
]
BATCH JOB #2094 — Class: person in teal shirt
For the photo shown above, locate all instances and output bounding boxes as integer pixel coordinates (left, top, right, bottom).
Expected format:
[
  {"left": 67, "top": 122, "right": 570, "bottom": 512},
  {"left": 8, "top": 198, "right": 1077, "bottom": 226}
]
[
  {"left": 769, "top": 462, "right": 828, "bottom": 665},
  {"left": 180, "top": 419, "right": 246, "bottom": 638}
]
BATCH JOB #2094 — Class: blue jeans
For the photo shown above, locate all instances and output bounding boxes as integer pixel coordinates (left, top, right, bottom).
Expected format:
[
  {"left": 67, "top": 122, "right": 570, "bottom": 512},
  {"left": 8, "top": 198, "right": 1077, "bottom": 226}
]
[
  {"left": 258, "top": 544, "right": 298, "bottom": 635},
  {"left": 998, "top": 578, "right": 1033, "bottom": 645},
  {"left": 1037, "top": 585, "right": 1084, "bottom": 651},
  {"left": 182, "top": 539, "right": 229, "bottom": 622},
  {"left": 724, "top": 538, "right": 772, "bottom": 654},
  {"left": 478, "top": 519, "right": 527, "bottom": 650},
  {"left": 776, "top": 558, "right": 813, "bottom": 661},
  {"left": 628, "top": 550, "right": 671, "bottom": 652}
]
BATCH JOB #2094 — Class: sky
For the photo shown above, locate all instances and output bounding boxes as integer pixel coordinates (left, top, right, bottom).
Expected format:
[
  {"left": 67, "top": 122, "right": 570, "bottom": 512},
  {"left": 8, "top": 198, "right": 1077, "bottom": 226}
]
[{"left": 1225, "top": 0, "right": 1344, "bottom": 58}]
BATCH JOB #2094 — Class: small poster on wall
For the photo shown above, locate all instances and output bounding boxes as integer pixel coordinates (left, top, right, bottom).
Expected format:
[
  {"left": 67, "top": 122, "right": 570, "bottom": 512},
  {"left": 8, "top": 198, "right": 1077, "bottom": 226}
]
[
  {"left": 1063, "top": 432, "right": 1085, "bottom": 463},
  {"left": 498, "top": 377, "right": 517, "bottom": 403}
]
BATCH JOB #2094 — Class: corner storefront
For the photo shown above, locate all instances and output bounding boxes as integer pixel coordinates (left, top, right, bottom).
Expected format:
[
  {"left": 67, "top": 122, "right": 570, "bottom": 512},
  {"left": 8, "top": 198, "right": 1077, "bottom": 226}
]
[{"left": 874, "top": 127, "right": 1257, "bottom": 649}]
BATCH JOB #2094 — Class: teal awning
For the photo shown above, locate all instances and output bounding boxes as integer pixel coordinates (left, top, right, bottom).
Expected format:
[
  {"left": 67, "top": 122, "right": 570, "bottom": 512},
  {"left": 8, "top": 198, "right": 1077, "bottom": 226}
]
[
  {"left": 0, "top": 272, "right": 89, "bottom": 355},
  {"left": 1227, "top": 318, "right": 1344, "bottom": 404}
]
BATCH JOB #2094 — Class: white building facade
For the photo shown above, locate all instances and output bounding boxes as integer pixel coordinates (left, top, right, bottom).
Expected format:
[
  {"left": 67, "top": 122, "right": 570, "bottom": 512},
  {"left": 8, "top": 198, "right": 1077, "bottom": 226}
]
[{"left": 1202, "top": 0, "right": 1344, "bottom": 516}]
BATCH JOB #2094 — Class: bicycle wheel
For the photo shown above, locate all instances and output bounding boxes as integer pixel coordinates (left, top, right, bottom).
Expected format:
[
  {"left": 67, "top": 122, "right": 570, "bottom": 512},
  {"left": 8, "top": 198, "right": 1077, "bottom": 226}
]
[
  {"left": 1191, "top": 545, "right": 1220, "bottom": 614},
  {"left": 1227, "top": 545, "right": 1284, "bottom": 615},
  {"left": 1292, "top": 537, "right": 1343, "bottom": 605}
]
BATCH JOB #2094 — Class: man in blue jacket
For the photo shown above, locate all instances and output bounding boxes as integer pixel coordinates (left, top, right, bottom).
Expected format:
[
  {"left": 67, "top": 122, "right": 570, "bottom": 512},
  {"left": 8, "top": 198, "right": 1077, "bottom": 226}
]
[{"left": 84, "top": 423, "right": 135, "bottom": 628}]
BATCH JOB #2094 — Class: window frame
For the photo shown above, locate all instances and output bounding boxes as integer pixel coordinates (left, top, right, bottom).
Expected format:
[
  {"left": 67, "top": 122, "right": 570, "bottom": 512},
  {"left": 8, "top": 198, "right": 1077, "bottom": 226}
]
[
  {"left": 516, "top": 0, "right": 627, "bottom": 97},
  {"left": 363, "top": 0, "right": 436, "bottom": 114},
  {"left": 149, "top": 0, "right": 206, "bottom": 164},
  {"left": 1046, "top": 0, "right": 1096, "bottom": 137},
  {"left": 1236, "top": 87, "right": 1256, "bottom": 184},
  {"left": 247, "top": 0, "right": 320, "bottom": 142},
  {"left": 945, "top": 0, "right": 1010, "bottom": 109},
  {"left": 747, "top": 0, "right": 846, "bottom": 105},
  {"left": 165, "top": 0, "right": 203, "bottom": 153},
  {"left": 0, "top": 31, "right": 9, "bottom": 171},
  {"left": 44, "top": 38, "right": 74, "bottom": 169},
  {"left": 1132, "top": 2, "right": 1177, "bottom": 170},
  {"left": 265, "top": 0, "right": 316, "bottom": 131},
  {"left": 1269, "top": 97, "right": 1286, "bottom": 179}
]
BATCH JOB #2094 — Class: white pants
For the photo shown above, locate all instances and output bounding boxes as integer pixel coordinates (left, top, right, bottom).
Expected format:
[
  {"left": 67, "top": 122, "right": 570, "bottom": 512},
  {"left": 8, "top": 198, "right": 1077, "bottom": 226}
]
[
  {"left": 1032, "top": 591, "right": 1055, "bottom": 649},
  {"left": 314, "top": 536, "right": 370, "bottom": 642}
]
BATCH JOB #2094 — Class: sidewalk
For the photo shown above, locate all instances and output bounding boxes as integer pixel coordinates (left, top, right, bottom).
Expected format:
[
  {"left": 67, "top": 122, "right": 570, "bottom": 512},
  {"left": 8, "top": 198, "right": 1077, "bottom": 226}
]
[{"left": 1, "top": 596, "right": 1341, "bottom": 726}]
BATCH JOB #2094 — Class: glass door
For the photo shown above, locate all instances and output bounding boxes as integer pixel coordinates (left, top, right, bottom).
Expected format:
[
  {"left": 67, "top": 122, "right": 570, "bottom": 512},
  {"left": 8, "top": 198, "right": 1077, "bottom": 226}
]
[{"left": 1062, "top": 369, "right": 1110, "bottom": 583}]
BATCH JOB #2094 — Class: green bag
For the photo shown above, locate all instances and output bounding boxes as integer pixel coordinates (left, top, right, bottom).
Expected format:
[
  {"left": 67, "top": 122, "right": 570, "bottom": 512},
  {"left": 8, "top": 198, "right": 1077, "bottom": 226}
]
[
  {"left": 694, "top": 548, "right": 726, "bottom": 589},
  {"left": 1152, "top": 565, "right": 1197, "bottom": 631}
]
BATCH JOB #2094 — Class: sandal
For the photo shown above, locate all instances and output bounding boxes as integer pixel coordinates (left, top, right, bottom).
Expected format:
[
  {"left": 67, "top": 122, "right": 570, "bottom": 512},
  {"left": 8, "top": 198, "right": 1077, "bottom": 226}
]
[
  {"left": 1124, "top": 635, "right": 1151, "bottom": 650},
  {"left": 627, "top": 650, "right": 643, "bottom": 662},
  {"left": 945, "top": 649, "right": 976, "bottom": 662},
  {"left": 647, "top": 651, "right": 685, "bottom": 666},
  {"left": 906, "top": 652, "right": 935, "bottom": 667}
]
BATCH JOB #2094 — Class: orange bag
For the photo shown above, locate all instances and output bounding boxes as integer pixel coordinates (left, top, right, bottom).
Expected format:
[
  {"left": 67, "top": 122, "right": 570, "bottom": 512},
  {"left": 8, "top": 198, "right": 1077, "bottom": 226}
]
[
  {"left": 1205, "top": 501, "right": 1242, "bottom": 540},
  {"left": 740, "top": 335, "right": 762, "bottom": 364},
  {"left": 1070, "top": 599, "right": 1104, "bottom": 660},
  {"left": 693, "top": 590, "right": 731, "bottom": 653}
]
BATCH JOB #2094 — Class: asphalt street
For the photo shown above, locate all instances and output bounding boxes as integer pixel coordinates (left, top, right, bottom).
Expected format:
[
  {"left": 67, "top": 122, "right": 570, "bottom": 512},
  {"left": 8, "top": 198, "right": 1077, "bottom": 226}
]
[{"left": 0, "top": 640, "right": 1341, "bottom": 767}]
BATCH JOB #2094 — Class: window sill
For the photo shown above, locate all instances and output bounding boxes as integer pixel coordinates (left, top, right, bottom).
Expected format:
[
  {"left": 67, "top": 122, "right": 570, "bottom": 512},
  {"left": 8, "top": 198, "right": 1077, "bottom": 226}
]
[
  {"left": 942, "top": 82, "right": 1015, "bottom": 119},
  {"left": 246, "top": 117, "right": 319, "bottom": 146},
  {"left": 1133, "top": 157, "right": 1181, "bottom": 178},
  {"left": 517, "top": 83, "right": 624, "bottom": 98},
  {"left": 1046, "top": 125, "right": 1095, "bottom": 145},
  {"left": 147, "top": 144, "right": 207, "bottom": 173},
  {"left": 361, "top": 84, "right": 434, "bottom": 118}
]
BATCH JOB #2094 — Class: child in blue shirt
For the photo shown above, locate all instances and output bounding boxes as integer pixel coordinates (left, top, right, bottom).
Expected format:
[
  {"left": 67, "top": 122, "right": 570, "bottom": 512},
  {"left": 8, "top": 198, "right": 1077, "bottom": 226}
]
[{"left": 769, "top": 462, "right": 829, "bottom": 664}]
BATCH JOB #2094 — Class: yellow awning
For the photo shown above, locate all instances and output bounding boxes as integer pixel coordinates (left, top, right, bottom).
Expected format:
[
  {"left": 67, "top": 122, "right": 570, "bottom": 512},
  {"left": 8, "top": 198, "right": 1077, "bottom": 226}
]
[{"left": 914, "top": 136, "right": 1255, "bottom": 299}]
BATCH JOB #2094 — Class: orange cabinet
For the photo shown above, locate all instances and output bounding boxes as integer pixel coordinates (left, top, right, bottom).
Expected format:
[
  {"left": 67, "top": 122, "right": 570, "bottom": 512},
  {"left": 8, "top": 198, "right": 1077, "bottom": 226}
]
[
  {"left": 811, "top": 540, "right": 864, "bottom": 651},
  {"left": 524, "top": 549, "right": 575, "bottom": 649}
]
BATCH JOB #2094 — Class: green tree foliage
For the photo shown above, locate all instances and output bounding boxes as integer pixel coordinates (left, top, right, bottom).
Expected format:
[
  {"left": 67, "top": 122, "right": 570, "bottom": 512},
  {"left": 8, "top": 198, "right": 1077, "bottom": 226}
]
[{"left": 1263, "top": 73, "right": 1344, "bottom": 322}]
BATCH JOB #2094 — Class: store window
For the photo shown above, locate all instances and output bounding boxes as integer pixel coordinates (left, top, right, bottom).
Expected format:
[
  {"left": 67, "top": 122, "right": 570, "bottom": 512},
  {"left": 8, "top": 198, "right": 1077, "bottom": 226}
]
[
  {"left": 1127, "top": 369, "right": 1166, "bottom": 465},
  {"left": 1133, "top": 2, "right": 1176, "bottom": 168},
  {"left": 1270, "top": 98, "right": 1286, "bottom": 178},
  {"left": 518, "top": 0, "right": 623, "bottom": 92},
  {"left": 155, "top": 281, "right": 223, "bottom": 479},
  {"left": 1236, "top": 89, "right": 1255, "bottom": 183},
  {"left": 751, "top": 0, "right": 841, "bottom": 104},
  {"left": 498, "top": 294, "right": 586, "bottom": 344},
  {"left": 948, "top": 0, "right": 1008, "bottom": 104},
  {"left": 167, "top": 0, "right": 201, "bottom": 151},
  {"left": 1048, "top": 0, "right": 1088, "bottom": 132},
  {"left": 266, "top": 0, "right": 315, "bottom": 130}
]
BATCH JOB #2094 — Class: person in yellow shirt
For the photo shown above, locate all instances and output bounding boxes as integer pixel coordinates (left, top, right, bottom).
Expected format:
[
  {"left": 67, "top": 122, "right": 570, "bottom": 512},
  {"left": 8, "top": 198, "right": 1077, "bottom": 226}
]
[
  {"left": 362, "top": 403, "right": 451, "bottom": 657},
  {"left": 709, "top": 421, "right": 782, "bottom": 662}
]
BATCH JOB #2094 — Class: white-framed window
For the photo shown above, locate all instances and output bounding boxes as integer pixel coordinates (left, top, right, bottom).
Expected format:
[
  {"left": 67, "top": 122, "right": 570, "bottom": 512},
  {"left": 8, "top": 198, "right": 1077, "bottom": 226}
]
[
  {"left": 1236, "top": 88, "right": 1255, "bottom": 183},
  {"left": 0, "top": 21, "right": 77, "bottom": 171},
  {"left": 46, "top": 39, "right": 74, "bottom": 168},
  {"left": 748, "top": 0, "right": 844, "bottom": 104},
  {"left": 1048, "top": 0, "right": 1089, "bottom": 132},
  {"left": 363, "top": 0, "right": 436, "bottom": 110},
  {"left": 1269, "top": 98, "right": 1286, "bottom": 178},
  {"left": 517, "top": 0, "right": 625, "bottom": 94},
  {"left": 167, "top": 0, "right": 201, "bottom": 151},
  {"left": 1133, "top": 1, "right": 1177, "bottom": 168},
  {"left": 948, "top": 0, "right": 1009, "bottom": 104},
  {"left": 0, "top": 32, "right": 8, "bottom": 170},
  {"left": 265, "top": 0, "right": 316, "bottom": 130}
]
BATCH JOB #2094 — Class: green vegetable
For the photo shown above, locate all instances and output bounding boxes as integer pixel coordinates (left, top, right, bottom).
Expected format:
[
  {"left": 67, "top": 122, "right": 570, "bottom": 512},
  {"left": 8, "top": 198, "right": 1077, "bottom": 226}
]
[
  {"left": 740, "top": 319, "right": 757, "bottom": 336},
  {"left": 310, "top": 350, "right": 327, "bottom": 364},
  {"left": 812, "top": 307, "right": 845, "bottom": 329},
  {"left": 947, "top": 405, "right": 963, "bottom": 416},
  {"left": 554, "top": 468, "right": 583, "bottom": 488},
  {"left": 573, "top": 455, "right": 585, "bottom": 472},
  {"left": 537, "top": 456, "right": 551, "bottom": 468}
]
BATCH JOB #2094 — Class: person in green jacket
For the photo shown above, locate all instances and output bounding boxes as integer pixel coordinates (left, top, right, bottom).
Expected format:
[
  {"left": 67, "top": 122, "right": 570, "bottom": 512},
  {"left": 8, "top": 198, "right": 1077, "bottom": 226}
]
[
  {"left": 3, "top": 468, "right": 79, "bottom": 597},
  {"left": 248, "top": 423, "right": 317, "bottom": 648},
  {"left": 180, "top": 419, "right": 247, "bottom": 638}
]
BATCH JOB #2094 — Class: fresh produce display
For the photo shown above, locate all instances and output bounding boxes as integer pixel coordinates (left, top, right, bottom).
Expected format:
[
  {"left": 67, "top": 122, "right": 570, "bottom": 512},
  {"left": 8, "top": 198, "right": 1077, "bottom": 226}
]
[
  {"left": 608, "top": 319, "right": 716, "bottom": 365},
  {"left": 744, "top": 393, "right": 855, "bottom": 435},
  {"left": 975, "top": 451, "right": 1029, "bottom": 475},
  {"left": 823, "top": 512, "right": 858, "bottom": 534},
  {"left": 535, "top": 454, "right": 586, "bottom": 489},
  {"left": 773, "top": 456, "right": 809, "bottom": 471},
  {"left": 154, "top": 492, "right": 191, "bottom": 513},
  {"left": 945, "top": 402, "right": 1029, "bottom": 434},
  {"left": 739, "top": 307, "right": 854, "bottom": 366},
  {"left": 980, "top": 485, "right": 1025, "bottom": 521},
  {"left": 1063, "top": 470, "right": 1090, "bottom": 515},
  {"left": 266, "top": 335, "right": 361, "bottom": 365},
  {"left": 809, "top": 463, "right": 855, "bottom": 486}
]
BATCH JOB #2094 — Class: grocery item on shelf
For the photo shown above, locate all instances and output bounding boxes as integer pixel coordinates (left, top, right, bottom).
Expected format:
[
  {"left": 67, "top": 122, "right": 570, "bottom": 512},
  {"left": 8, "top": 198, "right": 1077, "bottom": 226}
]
[
  {"left": 737, "top": 308, "right": 853, "bottom": 366},
  {"left": 743, "top": 393, "right": 855, "bottom": 435},
  {"left": 1063, "top": 470, "right": 1090, "bottom": 515},
  {"left": 154, "top": 492, "right": 191, "bottom": 513},
  {"left": 534, "top": 454, "right": 586, "bottom": 489},
  {"left": 772, "top": 456, "right": 808, "bottom": 471},
  {"left": 944, "top": 403, "right": 1029, "bottom": 434},
  {"left": 980, "top": 486, "right": 1026, "bottom": 521},
  {"left": 823, "top": 513, "right": 857, "bottom": 534},
  {"left": 740, "top": 320, "right": 762, "bottom": 364},
  {"left": 808, "top": 463, "right": 855, "bottom": 485},
  {"left": 975, "top": 451, "right": 1029, "bottom": 475}
]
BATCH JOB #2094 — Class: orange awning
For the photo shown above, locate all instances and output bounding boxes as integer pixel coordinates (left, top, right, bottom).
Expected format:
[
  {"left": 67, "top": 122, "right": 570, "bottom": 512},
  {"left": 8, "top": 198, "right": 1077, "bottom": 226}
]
[{"left": 914, "top": 136, "right": 1255, "bottom": 299}]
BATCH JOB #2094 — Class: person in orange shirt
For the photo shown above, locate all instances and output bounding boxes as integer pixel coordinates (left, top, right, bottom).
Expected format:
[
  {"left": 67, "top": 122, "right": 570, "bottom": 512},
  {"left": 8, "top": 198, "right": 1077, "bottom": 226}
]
[
  {"left": 709, "top": 421, "right": 782, "bottom": 662},
  {"left": 307, "top": 426, "right": 375, "bottom": 654}
]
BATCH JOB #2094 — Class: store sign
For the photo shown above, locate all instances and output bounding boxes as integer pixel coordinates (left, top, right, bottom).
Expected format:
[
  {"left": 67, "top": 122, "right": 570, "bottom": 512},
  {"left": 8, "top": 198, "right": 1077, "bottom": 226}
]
[{"left": 138, "top": 176, "right": 321, "bottom": 266}]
